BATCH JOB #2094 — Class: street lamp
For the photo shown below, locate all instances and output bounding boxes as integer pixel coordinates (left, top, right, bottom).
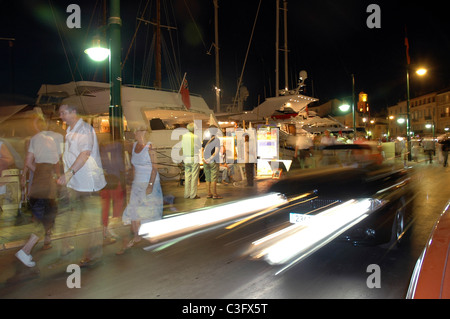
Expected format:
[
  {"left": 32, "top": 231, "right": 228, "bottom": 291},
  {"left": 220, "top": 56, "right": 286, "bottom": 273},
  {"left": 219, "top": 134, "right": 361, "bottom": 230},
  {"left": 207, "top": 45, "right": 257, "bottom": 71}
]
[
  {"left": 85, "top": 36, "right": 110, "bottom": 62},
  {"left": 416, "top": 68, "right": 427, "bottom": 76},
  {"left": 338, "top": 74, "right": 356, "bottom": 135},
  {"left": 425, "top": 123, "right": 435, "bottom": 139},
  {"left": 339, "top": 103, "right": 350, "bottom": 112},
  {"left": 85, "top": 0, "right": 123, "bottom": 141},
  {"left": 406, "top": 66, "right": 427, "bottom": 161}
]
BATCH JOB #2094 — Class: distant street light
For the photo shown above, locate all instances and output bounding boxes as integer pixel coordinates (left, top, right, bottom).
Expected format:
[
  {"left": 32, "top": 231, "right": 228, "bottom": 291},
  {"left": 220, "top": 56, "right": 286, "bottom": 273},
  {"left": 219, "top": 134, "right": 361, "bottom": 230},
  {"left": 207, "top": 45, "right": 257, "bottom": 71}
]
[
  {"left": 406, "top": 66, "right": 427, "bottom": 161},
  {"left": 339, "top": 104, "right": 351, "bottom": 112},
  {"left": 416, "top": 68, "right": 427, "bottom": 76},
  {"left": 425, "top": 122, "right": 435, "bottom": 139},
  {"left": 339, "top": 74, "right": 356, "bottom": 135}
]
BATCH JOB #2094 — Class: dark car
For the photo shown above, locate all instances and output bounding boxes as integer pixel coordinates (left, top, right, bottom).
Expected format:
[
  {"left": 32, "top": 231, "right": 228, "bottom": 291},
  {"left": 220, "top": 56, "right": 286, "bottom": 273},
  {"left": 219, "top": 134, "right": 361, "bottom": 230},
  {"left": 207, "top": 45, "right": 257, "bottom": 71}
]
[
  {"left": 140, "top": 143, "right": 415, "bottom": 270},
  {"left": 267, "top": 143, "right": 415, "bottom": 247}
]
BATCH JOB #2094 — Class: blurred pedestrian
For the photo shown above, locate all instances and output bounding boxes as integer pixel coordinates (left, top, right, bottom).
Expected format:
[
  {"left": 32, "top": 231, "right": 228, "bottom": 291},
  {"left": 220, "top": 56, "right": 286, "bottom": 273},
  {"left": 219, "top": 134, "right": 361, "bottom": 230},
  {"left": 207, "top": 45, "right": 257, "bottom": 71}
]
[
  {"left": 319, "top": 129, "right": 336, "bottom": 166},
  {"left": 294, "top": 134, "right": 313, "bottom": 169},
  {"left": 439, "top": 135, "right": 450, "bottom": 167},
  {"left": 57, "top": 104, "right": 106, "bottom": 267},
  {"left": 422, "top": 137, "right": 435, "bottom": 164},
  {"left": 0, "top": 139, "right": 14, "bottom": 213},
  {"left": 99, "top": 137, "right": 126, "bottom": 245},
  {"left": 15, "top": 115, "right": 63, "bottom": 268},
  {"left": 117, "top": 127, "right": 163, "bottom": 255},
  {"left": 244, "top": 134, "right": 255, "bottom": 186},
  {"left": 202, "top": 125, "right": 222, "bottom": 198},
  {"left": 182, "top": 122, "right": 202, "bottom": 199}
]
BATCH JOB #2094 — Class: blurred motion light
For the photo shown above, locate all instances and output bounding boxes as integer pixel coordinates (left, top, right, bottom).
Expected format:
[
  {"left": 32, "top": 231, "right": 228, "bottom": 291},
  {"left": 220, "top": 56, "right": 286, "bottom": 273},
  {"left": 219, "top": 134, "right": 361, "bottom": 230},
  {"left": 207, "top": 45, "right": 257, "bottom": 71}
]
[
  {"left": 251, "top": 199, "right": 374, "bottom": 271},
  {"left": 397, "top": 118, "right": 405, "bottom": 124},
  {"left": 85, "top": 37, "right": 110, "bottom": 62},
  {"left": 139, "top": 193, "right": 287, "bottom": 242}
]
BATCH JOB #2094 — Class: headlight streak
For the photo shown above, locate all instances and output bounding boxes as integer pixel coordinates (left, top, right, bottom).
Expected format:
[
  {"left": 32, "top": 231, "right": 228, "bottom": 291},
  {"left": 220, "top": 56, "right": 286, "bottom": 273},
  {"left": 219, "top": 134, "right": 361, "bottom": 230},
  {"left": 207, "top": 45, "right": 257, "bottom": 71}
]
[
  {"left": 225, "top": 192, "right": 315, "bottom": 231},
  {"left": 138, "top": 193, "right": 288, "bottom": 243},
  {"left": 250, "top": 199, "right": 380, "bottom": 274}
]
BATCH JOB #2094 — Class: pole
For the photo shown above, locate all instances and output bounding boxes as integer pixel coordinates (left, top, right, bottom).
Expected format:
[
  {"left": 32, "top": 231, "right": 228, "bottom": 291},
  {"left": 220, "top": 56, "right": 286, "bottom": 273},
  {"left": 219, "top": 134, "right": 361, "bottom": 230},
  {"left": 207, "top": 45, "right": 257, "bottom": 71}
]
[
  {"left": 109, "top": 0, "right": 123, "bottom": 141},
  {"left": 155, "top": 0, "right": 162, "bottom": 89},
  {"left": 283, "top": 0, "right": 288, "bottom": 91},
  {"left": 213, "top": 0, "right": 220, "bottom": 113},
  {"left": 275, "top": 0, "right": 279, "bottom": 97},
  {"left": 352, "top": 74, "right": 356, "bottom": 135},
  {"left": 406, "top": 67, "right": 411, "bottom": 161}
]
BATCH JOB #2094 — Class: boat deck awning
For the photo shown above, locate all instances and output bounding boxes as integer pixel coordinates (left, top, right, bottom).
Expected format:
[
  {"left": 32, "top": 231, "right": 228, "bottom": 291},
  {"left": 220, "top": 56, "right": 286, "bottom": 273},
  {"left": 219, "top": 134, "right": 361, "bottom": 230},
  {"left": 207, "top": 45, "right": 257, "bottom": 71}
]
[
  {"left": 0, "top": 105, "right": 28, "bottom": 124},
  {"left": 230, "top": 94, "right": 318, "bottom": 121}
]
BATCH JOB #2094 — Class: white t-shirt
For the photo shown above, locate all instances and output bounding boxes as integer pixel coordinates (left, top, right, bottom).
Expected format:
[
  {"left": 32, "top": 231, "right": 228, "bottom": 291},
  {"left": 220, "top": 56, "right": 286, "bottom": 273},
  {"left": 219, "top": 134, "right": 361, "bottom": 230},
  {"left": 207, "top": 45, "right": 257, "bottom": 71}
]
[
  {"left": 28, "top": 131, "right": 63, "bottom": 164},
  {"left": 63, "top": 118, "right": 106, "bottom": 192}
]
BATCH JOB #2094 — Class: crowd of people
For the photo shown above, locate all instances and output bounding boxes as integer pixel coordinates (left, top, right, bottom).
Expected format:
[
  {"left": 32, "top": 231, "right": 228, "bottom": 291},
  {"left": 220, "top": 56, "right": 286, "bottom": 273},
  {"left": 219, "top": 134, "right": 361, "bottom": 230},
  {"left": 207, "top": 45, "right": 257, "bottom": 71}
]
[
  {"left": 2, "top": 104, "right": 167, "bottom": 269},
  {"left": 292, "top": 130, "right": 450, "bottom": 168},
  {"left": 2, "top": 106, "right": 450, "bottom": 270},
  {"left": 1, "top": 105, "right": 237, "bottom": 270}
]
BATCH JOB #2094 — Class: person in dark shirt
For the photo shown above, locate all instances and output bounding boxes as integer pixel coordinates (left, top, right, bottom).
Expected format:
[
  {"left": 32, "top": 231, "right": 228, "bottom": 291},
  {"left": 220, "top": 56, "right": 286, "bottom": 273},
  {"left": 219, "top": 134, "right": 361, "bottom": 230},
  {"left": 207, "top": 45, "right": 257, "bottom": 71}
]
[{"left": 202, "top": 125, "right": 222, "bottom": 199}]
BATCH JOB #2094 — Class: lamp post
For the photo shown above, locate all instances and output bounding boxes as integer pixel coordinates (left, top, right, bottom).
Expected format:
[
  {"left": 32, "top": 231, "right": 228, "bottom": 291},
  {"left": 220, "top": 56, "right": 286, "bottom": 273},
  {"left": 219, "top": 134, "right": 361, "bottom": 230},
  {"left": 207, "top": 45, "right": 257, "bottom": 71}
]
[
  {"left": 85, "top": 0, "right": 123, "bottom": 141},
  {"left": 108, "top": 0, "right": 123, "bottom": 141},
  {"left": 338, "top": 74, "right": 356, "bottom": 135},
  {"left": 425, "top": 123, "right": 435, "bottom": 139},
  {"left": 406, "top": 67, "right": 412, "bottom": 161},
  {"left": 406, "top": 67, "right": 427, "bottom": 161}
]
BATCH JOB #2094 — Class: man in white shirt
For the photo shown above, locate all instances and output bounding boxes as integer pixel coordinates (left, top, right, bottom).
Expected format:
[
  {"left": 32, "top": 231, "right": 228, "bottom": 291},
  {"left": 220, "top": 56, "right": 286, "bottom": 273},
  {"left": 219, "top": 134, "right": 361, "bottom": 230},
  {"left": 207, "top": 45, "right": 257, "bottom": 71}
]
[
  {"left": 181, "top": 122, "right": 202, "bottom": 199},
  {"left": 57, "top": 104, "right": 106, "bottom": 267}
]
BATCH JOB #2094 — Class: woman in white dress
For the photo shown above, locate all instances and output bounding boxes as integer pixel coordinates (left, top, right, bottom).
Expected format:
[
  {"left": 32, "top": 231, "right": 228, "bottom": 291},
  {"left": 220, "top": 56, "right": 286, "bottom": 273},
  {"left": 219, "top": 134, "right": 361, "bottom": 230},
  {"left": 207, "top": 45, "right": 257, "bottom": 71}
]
[{"left": 117, "top": 128, "right": 163, "bottom": 254}]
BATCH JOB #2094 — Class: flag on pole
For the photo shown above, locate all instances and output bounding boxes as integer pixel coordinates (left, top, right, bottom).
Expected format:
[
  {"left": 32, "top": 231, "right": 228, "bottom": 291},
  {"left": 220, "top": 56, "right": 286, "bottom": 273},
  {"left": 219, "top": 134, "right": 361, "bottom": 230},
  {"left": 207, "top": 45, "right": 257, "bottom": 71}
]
[
  {"left": 180, "top": 78, "right": 191, "bottom": 109},
  {"left": 405, "top": 27, "right": 411, "bottom": 65}
]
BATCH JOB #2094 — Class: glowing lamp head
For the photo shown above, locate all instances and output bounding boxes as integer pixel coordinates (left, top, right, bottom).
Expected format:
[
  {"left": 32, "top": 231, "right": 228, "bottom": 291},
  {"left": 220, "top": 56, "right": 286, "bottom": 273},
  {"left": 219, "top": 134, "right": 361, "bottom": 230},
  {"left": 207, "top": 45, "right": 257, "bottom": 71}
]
[
  {"left": 339, "top": 104, "right": 351, "bottom": 112},
  {"left": 85, "top": 37, "right": 110, "bottom": 62},
  {"left": 416, "top": 68, "right": 427, "bottom": 76}
]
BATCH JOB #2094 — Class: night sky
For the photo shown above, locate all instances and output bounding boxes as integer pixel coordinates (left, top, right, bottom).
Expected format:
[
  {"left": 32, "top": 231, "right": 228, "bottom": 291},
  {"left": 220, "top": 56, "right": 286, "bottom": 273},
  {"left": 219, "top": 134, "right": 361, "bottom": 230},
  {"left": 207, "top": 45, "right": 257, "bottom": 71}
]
[{"left": 1, "top": 0, "right": 449, "bottom": 114}]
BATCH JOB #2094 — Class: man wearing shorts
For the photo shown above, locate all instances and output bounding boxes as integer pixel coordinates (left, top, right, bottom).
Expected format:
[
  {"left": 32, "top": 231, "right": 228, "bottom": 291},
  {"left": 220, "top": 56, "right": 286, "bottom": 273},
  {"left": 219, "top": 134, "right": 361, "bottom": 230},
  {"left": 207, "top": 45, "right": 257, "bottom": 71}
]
[{"left": 202, "top": 125, "right": 222, "bottom": 199}]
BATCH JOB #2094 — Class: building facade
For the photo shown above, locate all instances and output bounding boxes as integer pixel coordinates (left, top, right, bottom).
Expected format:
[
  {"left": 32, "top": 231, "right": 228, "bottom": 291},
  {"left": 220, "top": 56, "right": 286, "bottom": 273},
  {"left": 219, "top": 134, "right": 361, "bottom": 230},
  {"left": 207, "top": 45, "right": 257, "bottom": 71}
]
[{"left": 388, "top": 89, "right": 450, "bottom": 138}]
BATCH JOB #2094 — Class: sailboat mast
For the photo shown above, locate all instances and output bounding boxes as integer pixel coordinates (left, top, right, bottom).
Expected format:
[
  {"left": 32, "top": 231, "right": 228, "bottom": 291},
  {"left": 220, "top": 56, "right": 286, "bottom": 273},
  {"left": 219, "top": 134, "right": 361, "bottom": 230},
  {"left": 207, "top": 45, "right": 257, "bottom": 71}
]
[
  {"left": 275, "top": 0, "right": 289, "bottom": 96},
  {"left": 155, "top": 0, "right": 162, "bottom": 89},
  {"left": 214, "top": 0, "right": 220, "bottom": 113},
  {"left": 283, "top": 0, "right": 288, "bottom": 91},
  {"left": 275, "top": 0, "right": 279, "bottom": 97}
]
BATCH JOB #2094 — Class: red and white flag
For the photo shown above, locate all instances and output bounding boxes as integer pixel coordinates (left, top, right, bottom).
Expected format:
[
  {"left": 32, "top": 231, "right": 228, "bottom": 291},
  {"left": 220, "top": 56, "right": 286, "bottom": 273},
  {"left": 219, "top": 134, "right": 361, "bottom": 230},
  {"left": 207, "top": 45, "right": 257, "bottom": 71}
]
[{"left": 180, "top": 78, "right": 191, "bottom": 109}]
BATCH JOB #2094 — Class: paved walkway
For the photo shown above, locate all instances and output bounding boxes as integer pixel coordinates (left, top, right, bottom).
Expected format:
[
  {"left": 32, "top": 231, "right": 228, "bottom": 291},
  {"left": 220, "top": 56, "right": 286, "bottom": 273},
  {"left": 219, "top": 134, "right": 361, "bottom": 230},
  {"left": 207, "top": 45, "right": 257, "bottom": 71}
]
[
  {"left": 0, "top": 151, "right": 439, "bottom": 252},
  {"left": 0, "top": 175, "right": 278, "bottom": 251}
]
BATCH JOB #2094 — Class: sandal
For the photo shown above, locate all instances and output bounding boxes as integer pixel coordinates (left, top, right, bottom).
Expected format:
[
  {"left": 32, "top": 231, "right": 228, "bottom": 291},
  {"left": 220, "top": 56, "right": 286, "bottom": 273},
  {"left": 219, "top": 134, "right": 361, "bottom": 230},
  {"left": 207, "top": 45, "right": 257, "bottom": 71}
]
[
  {"left": 42, "top": 243, "right": 52, "bottom": 250},
  {"left": 212, "top": 195, "right": 223, "bottom": 199},
  {"left": 79, "top": 257, "right": 100, "bottom": 268},
  {"left": 116, "top": 237, "right": 141, "bottom": 255},
  {"left": 207, "top": 194, "right": 213, "bottom": 198},
  {"left": 103, "top": 236, "right": 117, "bottom": 246}
]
